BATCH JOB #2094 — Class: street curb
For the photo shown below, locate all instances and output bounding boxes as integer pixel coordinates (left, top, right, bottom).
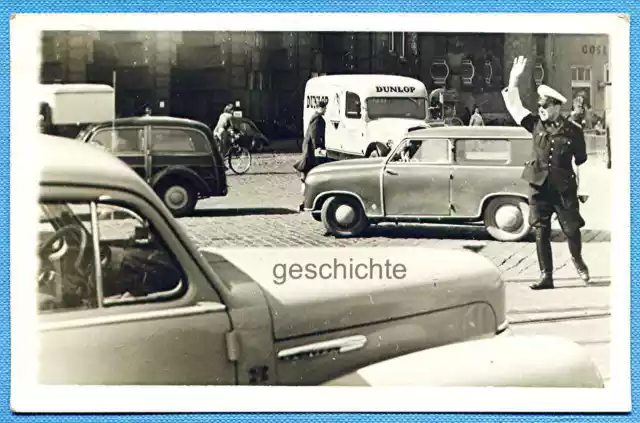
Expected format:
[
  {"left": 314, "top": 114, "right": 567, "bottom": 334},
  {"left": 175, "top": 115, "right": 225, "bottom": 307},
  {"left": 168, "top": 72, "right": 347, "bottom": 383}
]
[
  {"left": 507, "top": 308, "right": 611, "bottom": 325},
  {"left": 504, "top": 276, "right": 610, "bottom": 285}
]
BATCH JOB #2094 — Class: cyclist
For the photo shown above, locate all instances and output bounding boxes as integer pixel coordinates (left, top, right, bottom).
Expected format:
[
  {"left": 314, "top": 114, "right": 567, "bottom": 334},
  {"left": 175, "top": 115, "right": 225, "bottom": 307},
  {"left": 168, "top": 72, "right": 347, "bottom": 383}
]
[{"left": 213, "top": 104, "right": 236, "bottom": 156}]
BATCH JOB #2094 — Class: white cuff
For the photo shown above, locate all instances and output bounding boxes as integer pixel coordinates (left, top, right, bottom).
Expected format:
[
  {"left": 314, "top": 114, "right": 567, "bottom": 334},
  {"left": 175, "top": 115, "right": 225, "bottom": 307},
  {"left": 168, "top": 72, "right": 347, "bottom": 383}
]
[{"left": 502, "top": 87, "right": 531, "bottom": 125}]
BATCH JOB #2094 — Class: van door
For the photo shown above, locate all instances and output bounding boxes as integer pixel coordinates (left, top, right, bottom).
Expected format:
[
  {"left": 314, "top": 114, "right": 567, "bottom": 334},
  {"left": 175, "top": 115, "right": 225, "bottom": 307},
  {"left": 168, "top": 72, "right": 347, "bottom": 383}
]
[
  {"left": 342, "top": 91, "right": 365, "bottom": 155},
  {"left": 324, "top": 89, "right": 343, "bottom": 153},
  {"left": 382, "top": 138, "right": 453, "bottom": 216}
]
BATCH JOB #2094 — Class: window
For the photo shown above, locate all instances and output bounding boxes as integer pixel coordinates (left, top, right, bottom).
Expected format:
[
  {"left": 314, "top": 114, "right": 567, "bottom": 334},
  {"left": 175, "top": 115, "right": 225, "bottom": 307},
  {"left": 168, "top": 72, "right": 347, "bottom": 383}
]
[
  {"left": 37, "top": 201, "right": 185, "bottom": 314},
  {"left": 89, "top": 128, "right": 143, "bottom": 154},
  {"left": 151, "top": 128, "right": 211, "bottom": 153},
  {"left": 366, "top": 97, "right": 427, "bottom": 120},
  {"left": 455, "top": 139, "right": 510, "bottom": 164},
  {"left": 345, "top": 91, "right": 362, "bottom": 119},
  {"left": 571, "top": 65, "right": 593, "bottom": 108},
  {"left": 389, "top": 138, "right": 450, "bottom": 164}
]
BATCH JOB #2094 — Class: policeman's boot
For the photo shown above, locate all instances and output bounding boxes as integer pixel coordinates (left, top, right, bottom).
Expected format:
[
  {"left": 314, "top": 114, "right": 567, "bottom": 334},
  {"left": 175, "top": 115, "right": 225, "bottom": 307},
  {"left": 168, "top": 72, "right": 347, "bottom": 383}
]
[
  {"left": 531, "top": 226, "right": 554, "bottom": 290},
  {"left": 567, "top": 230, "right": 590, "bottom": 282}
]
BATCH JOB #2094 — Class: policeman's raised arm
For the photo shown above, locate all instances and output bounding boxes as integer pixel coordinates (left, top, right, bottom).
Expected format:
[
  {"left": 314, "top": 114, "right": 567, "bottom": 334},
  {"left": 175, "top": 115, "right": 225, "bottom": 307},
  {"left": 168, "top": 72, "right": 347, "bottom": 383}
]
[
  {"left": 502, "top": 56, "right": 536, "bottom": 133},
  {"left": 572, "top": 122, "right": 588, "bottom": 166}
]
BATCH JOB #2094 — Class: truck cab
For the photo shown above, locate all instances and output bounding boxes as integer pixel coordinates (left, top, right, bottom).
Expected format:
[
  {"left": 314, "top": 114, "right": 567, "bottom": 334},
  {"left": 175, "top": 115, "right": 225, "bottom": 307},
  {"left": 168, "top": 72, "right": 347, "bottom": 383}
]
[{"left": 303, "top": 75, "right": 430, "bottom": 160}]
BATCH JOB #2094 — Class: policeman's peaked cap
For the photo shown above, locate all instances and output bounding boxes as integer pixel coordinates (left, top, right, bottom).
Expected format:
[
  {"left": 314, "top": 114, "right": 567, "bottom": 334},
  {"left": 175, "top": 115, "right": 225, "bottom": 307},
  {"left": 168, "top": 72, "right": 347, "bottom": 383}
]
[{"left": 537, "top": 84, "right": 568, "bottom": 105}]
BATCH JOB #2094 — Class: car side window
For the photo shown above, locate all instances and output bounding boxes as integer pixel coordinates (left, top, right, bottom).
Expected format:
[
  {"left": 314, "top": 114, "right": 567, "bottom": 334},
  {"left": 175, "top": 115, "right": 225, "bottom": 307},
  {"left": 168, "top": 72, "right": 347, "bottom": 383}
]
[
  {"left": 151, "top": 128, "right": 211, "bottom": 154},
  {"left": 455, "top": 139, "right": 511, "bottom": 165},
  {"left": 345, "top": 92, "right": 362, "bottom": 119},
  {"left": 37, "top": 200, "right": 186, "bottom": 314},
  {"left": 390, "top": 138, "right": 450, "bottom": 164},
  {"left": 89, "top": 128, "right": 143, "bottom": 154}
]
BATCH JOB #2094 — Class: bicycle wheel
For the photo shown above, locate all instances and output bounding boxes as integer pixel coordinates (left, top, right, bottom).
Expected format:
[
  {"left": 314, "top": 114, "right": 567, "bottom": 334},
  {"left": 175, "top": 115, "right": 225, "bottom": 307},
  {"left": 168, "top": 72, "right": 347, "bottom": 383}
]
[{"left": 227, "top": 145, "right": 252, "bottom": 175}]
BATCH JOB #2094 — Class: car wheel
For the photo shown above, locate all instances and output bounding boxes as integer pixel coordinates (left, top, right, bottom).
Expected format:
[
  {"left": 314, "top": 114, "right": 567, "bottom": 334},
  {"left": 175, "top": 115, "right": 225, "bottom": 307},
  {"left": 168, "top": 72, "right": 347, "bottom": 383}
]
[
  {"left": 158, "top": 181, "right": 197, "bottom": 217},
  {"left": 483, "top": 196, "right": 531, "bottom": 242},
  {"left": 311, "top": 212, "right": 322, "bottom": 222},
  {"left": 321, "top": 195, "right": 369, "bottom": 237}
]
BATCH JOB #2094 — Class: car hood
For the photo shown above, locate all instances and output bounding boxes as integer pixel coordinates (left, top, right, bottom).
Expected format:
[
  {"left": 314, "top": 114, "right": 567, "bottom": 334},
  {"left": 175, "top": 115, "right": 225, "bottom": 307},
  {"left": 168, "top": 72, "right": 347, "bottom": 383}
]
[
  {"left": 366, "top": 118, "right": 429, "bottom": 145},
  {"left": 200, "top": 246, "right": 504, "bottom": 340}
]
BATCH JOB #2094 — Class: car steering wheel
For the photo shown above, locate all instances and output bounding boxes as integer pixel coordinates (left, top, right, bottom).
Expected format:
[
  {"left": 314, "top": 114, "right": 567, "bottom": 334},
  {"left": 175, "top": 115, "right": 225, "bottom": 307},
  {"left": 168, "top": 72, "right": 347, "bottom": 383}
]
[{"left": 38, "top": 224, "right": 88, "bottom": 274}]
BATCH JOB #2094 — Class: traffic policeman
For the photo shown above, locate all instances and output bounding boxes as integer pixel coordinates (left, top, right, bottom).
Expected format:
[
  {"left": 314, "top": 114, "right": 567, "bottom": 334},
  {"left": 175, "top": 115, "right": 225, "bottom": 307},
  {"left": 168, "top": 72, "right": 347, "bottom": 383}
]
[{"left": 502, "top": 56, "right": 590, "bottom": 290}]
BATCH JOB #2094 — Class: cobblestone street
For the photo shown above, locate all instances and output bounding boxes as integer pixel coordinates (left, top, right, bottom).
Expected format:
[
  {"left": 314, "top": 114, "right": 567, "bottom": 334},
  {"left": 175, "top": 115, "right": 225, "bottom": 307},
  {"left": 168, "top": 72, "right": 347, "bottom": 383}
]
[{"left": 183, "top": 151, "right": 612, "bottom": 283}]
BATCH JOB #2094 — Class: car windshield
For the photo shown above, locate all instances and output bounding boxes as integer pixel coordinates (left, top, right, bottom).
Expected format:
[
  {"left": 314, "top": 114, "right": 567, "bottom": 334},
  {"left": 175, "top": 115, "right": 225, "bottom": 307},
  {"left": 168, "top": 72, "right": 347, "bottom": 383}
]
[{"left": 366, "top": 97, "right": 427, "bottom": 120}]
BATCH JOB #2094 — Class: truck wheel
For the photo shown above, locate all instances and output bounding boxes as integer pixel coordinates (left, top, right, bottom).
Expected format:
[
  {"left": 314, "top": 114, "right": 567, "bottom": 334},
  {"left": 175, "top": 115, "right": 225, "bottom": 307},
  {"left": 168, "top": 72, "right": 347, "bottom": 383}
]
[
  {"left": 158, "top": 180, "right": 197, "bottom": 217},
  {"left": 321, "top": 195, "right": 369, "bottom": 237},
  {"left": 483, "top": 197, "right": 531, "bottom": 242}
]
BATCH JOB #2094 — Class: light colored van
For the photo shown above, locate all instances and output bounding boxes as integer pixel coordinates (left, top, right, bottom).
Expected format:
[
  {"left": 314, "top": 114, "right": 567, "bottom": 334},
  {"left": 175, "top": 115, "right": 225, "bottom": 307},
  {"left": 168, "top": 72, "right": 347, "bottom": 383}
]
[
  {"left": 39, "top": 83, "right": 115, "bottom": 136},
  {"left": 303, "top": 74, "right": 430, "bottom": 159}
]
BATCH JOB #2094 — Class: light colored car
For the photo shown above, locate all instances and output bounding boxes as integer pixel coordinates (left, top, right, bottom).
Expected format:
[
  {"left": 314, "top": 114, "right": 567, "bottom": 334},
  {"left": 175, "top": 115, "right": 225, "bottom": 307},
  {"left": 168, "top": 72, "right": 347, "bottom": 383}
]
[
  {"left": 35, "top": 135, "right": 602, "bottom": 387},
  {"left": 302, "top": 126, "right": 587, "bottom": 242}
]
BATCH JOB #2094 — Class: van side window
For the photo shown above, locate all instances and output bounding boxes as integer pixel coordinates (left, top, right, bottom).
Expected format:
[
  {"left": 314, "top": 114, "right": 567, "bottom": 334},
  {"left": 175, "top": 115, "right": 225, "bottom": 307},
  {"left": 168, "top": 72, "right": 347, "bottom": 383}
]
[
  {"left": 151, "top": 128, "right": 211, "bottom": 154},
  {"left": 89, "top": 128, "right": 143, "bottom": 154},
  {"left": 390, "top": 139, "right": 450, "bottom": 164},
  {"left": 345, "top": 92, "right": 362, "bottom": 119},
  {"left": 455, "top": 139, "right": 511, "bottom": 165}
]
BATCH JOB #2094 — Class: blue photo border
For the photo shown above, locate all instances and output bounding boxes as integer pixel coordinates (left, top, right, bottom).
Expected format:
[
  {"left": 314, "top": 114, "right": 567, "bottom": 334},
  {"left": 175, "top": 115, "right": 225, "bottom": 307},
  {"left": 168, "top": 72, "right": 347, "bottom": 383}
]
[{"left": 2, "top": 1, "right": 635, "bottom": 421}]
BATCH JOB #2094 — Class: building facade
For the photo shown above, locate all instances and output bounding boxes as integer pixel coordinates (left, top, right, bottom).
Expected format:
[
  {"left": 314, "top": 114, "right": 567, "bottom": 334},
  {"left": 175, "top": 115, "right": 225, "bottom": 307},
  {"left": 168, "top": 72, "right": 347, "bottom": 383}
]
[{"left": 40, "top": 31, "right": 609, "bottom": 133}]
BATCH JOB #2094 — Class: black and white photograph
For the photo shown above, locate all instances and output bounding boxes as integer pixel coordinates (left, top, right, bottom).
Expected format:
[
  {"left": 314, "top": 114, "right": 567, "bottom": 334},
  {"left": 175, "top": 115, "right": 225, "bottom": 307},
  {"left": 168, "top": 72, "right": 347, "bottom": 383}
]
[{"left": 10, "top": 13, "right": 630, "bottom": 413}]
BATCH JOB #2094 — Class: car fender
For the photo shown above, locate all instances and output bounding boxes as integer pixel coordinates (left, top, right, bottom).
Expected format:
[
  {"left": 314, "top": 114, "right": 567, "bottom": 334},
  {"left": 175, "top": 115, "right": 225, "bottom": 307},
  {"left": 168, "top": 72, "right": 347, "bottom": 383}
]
[
  {"left": 322, "top": 334, "right": 604, "bottom": 388},
  {"left": 150, "top": 166, "right": 211, "bottom": 195}
]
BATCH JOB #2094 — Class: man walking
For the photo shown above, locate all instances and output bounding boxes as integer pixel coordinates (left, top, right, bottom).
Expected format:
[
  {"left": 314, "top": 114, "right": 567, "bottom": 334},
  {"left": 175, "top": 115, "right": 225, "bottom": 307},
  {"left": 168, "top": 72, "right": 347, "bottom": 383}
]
[
  {"left": 294, "top": 99, "right": 327, "bottom": 182},
  {"left": 502, "top": 56, "right": 590, "bottom": 290}
]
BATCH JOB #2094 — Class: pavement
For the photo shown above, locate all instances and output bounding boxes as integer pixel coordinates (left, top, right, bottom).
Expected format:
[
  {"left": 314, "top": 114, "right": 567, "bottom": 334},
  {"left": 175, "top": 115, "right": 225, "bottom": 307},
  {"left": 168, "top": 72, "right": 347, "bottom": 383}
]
[{"left": 177, "top": 146, "right": 612, "bottom": 383}]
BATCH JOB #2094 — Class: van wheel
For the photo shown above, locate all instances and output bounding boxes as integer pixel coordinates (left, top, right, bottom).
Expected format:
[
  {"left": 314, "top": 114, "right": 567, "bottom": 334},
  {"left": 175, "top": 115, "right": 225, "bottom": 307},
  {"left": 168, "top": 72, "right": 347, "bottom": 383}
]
[
  {"left": 483, "top": 197, "right": 531, "bottom": 242},
  {"left": 367, "top": 145, "right": 383, "bottom": 158},
  {"left": 321, "top": 195, "right": 369, "bottom": 237},
  {"left": 158, "top": 180, "right": 197, "bottom": 217}
]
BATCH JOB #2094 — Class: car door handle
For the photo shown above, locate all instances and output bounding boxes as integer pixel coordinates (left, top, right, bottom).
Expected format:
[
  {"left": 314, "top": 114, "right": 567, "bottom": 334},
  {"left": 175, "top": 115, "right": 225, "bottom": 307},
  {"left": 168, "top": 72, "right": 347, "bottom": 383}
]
[
  {"left": 277, "top": 335, "right": 368, "bottom": 361},
  {"left": 385, "top": 169, "right": 398, "bottom": 176}
]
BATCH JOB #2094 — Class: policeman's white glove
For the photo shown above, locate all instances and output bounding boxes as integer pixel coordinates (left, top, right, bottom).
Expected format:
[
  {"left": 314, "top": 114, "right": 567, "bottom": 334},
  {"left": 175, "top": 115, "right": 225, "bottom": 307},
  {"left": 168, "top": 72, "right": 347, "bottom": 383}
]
[{"left": 508, "top": 56, "right": 527, "bottom": 88}]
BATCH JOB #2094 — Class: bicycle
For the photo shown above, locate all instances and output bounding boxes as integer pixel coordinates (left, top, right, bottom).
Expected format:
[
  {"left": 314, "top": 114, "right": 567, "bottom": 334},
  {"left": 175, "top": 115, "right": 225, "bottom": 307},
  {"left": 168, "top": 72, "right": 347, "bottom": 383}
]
[{"left": 222, "top": 132, "right": 253, "bottom": 175}]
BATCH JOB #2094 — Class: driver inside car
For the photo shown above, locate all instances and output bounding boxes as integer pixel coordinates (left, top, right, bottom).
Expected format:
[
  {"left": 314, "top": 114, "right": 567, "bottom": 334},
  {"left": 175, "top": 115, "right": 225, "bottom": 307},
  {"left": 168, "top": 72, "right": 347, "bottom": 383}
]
[{"left": 37, "top": 203, "right": 182, "bottom": 312}]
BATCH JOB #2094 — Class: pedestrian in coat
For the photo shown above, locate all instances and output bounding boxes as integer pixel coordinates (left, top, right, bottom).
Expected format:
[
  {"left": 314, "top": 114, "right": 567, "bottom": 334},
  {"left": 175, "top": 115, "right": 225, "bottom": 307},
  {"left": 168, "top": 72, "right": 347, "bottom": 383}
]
[
  {"left": 502, "top": 56, "right": 590, "bottom": 290},
  {"left": 294, "top": 99, "right": 327, "bottom": 181}
]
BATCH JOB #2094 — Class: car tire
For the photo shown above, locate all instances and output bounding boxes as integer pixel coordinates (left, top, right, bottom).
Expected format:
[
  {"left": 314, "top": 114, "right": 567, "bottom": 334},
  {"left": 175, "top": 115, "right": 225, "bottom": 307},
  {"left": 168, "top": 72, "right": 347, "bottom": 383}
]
[
  {"left": 311, "top": 212, "right": 322, "bottom": 222},
  {"left": 483, "top": 196, "right": 532, "bottom": 242},
  {"left": 321, "top": 195, "right": 369, "bottom": 237},
  {"left": 158, "top": 180, "right": 197, "bottom": 217}
]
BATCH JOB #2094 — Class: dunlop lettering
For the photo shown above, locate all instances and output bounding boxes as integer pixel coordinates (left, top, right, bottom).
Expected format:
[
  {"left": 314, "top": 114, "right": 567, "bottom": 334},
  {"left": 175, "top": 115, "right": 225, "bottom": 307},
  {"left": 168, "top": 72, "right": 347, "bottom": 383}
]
[
  {"left": 375, "top": 86, "right": 416, "bottom": 94},
  {"left": 306, "top": 95, "right": 329, "bottom": 108}
]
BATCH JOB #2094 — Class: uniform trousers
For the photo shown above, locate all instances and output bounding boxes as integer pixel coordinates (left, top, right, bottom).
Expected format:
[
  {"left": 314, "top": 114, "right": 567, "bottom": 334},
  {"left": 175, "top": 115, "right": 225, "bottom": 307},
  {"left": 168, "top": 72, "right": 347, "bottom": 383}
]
[{"left": 528, "top": 178, "right": 586, "bottom": 275}]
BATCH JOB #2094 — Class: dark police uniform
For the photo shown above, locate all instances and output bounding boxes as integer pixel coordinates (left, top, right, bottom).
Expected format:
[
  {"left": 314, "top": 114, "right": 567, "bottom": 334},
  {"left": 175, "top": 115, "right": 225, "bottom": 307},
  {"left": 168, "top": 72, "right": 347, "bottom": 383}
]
[{"left": 503, "top": 84, "right": 590, "bottom": 289}]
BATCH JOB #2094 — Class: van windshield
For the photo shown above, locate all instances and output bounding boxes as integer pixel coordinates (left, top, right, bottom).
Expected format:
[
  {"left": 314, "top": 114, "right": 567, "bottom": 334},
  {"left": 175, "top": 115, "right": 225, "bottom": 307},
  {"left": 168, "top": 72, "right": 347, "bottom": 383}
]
[{"left": 366, "top": 97, "right": 427, "bottom": 120}]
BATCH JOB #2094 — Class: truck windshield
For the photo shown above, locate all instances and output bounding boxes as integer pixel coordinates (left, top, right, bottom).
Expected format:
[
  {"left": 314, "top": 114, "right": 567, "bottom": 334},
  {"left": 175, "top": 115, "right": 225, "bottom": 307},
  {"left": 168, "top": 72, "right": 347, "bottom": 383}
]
[{"left": 366, "top": 97, "right": 427, "bottom": 120}]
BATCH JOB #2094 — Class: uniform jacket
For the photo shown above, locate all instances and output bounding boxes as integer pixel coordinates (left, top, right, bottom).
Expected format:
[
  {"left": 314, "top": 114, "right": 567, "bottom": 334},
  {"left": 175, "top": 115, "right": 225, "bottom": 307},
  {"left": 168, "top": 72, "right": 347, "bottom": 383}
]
[
  {"left": 502, "top": 87, "right": 588, "bottom": 193},
  {"left": 520, "top": 113, "right": 588, "bottom": 192}
]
